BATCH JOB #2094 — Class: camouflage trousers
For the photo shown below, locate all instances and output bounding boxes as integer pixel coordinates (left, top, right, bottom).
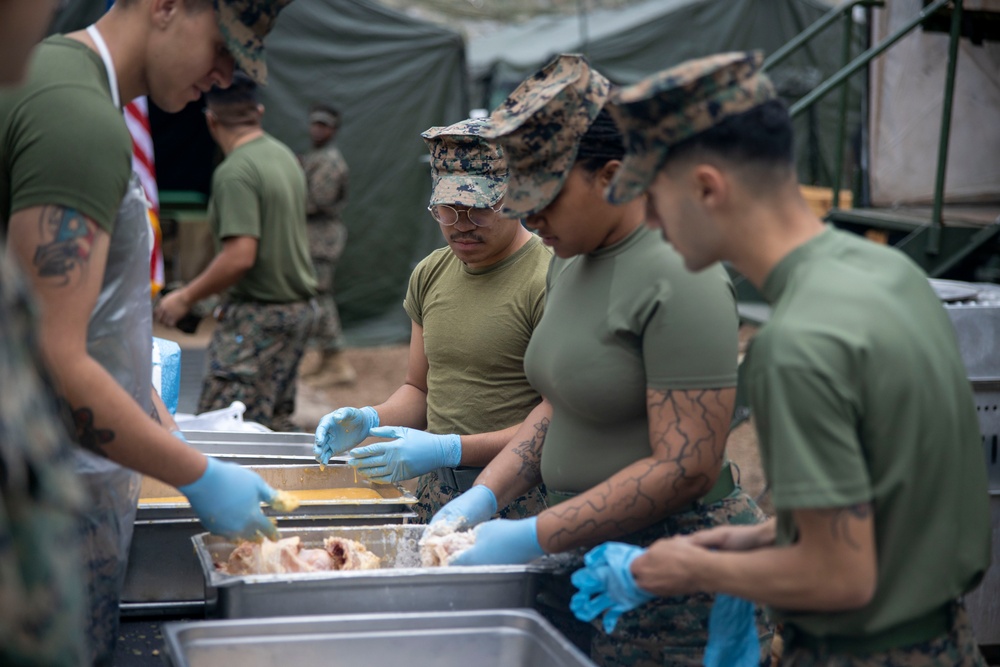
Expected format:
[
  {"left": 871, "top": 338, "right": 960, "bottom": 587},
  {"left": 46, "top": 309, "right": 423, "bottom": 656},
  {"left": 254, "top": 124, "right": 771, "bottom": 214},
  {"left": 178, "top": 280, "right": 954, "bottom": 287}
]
[
  {"left": 307, "top": 221, "right": 346, "bottom": 353},
  {"left": 538, "top": 489, "right": 773, "bottom": 667},
  {"left": 0, "top": 462, "right": 88, "bottom": 667},
  {"left": 199, "top": 299, "right": 315, "bottom": 432},
  {"left": 412, "top": 468, "right": 549, "bottom": 524},
  {"left": 76, "top": 466, "right": 141, "bottom": 667},
  {"left": 780, "top": 602, "right": 986, "bottom": 667}
]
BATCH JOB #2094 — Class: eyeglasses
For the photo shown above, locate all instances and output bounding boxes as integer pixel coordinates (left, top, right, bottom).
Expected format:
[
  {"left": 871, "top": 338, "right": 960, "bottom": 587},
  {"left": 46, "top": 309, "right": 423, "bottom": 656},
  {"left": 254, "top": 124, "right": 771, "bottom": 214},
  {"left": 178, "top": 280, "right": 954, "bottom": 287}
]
[{"left": 428, "top": 204, "right": 503, "bottom": 228}]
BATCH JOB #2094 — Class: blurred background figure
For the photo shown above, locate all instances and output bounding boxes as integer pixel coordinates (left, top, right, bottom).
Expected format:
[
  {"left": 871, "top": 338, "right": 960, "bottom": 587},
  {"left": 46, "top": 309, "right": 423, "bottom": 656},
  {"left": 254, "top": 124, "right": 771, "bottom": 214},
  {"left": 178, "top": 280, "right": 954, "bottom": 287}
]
[{"left": 299, "top": 103, "right": 356, "bottom": 387}]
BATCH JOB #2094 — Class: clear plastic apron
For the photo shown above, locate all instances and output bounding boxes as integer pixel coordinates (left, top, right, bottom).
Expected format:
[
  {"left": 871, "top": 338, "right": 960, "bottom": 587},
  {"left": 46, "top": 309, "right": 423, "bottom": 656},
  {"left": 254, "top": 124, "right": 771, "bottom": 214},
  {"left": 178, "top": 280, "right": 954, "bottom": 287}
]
[{"left": 75, "top": 25, "right": 153, "bottom": 665}]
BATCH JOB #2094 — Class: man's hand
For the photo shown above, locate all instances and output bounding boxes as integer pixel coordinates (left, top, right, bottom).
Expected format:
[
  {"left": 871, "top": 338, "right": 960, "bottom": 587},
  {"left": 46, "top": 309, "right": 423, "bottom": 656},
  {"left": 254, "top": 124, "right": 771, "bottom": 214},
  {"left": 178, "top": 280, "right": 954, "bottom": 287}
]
[
  {"left": 179, "top": 457, "right": 279, "bottom": 541},
  {"left": 348, "top": 426, "right": 460, "bottom": 483},
  {"left": 154, "top": 288, "right": 193, "bottom": 328},
  {"left": 450, "top": 517, "right": 544, "bottom": 566},
  {"left": 629, "top": 535, "right": 707, "bottom": 598},
  {"left": 314, "top": 406, "right": 379, "bottom": 464},
  {"left": 570, "top": 542, "right": 656, "bottom": 633}
]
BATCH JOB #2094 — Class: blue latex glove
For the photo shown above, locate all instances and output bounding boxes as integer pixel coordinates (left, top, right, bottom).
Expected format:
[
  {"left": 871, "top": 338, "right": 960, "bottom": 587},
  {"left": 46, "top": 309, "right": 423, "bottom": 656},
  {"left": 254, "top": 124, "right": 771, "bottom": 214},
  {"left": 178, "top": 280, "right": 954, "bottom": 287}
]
[
  {"left": 450, "top": 517, "right": 544, "bottom": 566},
  {"left": 570, "top": 542, "right": 656, "bottom": 633},
  {"left": 179, "top": 457, "right": 279, "bottom": 541},
  {"left": 348, "top": 426, "right": 461, "bottom": 483},
  {"left": 429, "top": 484, "right": 498, "bottom": 530},
  {"left": 171, "top": 429, "right": 187, "bottom": 441},
  {"left": 704, "top": 594, "right": 760, "bottom": 667},
  {"left": 314, "top": 406, "right": 379, "bottom": 464}
]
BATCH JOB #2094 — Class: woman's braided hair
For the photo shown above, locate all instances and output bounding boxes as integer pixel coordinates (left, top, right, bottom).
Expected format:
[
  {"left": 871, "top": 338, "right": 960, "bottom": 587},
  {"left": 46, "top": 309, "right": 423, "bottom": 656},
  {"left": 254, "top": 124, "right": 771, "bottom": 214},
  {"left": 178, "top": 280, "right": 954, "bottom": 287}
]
[{"left": 574, "top": 107, "right": 625, "bottom": 173}]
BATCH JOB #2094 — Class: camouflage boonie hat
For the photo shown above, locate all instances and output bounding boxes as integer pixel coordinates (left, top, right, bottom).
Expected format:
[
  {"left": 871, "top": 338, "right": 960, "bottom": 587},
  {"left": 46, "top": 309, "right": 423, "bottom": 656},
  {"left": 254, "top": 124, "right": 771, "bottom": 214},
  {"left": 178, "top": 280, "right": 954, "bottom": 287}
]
[
  {"left": 215, "top": 0, "right": 295, "bottom": 85},
  {"left": 606, "top": 51, "right": 775, "bottom": 204},
  {"left": 421, "top": 118, "right": 508, "bottom": 209},
  {"left": 483, "top": 54, "right": 612, "bottom": 218}
]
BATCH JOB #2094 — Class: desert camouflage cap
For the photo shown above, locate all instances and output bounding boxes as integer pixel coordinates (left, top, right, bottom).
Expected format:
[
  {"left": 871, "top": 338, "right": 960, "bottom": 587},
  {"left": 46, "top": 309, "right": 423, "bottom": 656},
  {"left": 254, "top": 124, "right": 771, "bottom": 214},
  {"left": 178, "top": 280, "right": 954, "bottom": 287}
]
[
  {"left": 484, "top": 54, "right": 611, "bottom": 218},
  {"left": 215, "top": 0, "right": 295, "bottom": 85},
  {"left": 421, "top": 118, "right": 508, "bottom": 209},
  {"left": 606, "top": 51, "right": 776, "bottom": 204}
]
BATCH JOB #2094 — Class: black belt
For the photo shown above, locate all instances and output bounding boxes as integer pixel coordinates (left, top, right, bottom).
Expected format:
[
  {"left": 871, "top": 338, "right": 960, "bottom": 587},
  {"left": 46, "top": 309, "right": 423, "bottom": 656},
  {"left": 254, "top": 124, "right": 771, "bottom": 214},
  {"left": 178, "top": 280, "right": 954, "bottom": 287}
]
[
  {"left": 782, "top": 604, "right": 952, "bottom": 656},
  {"left": 546, "top": 460, "right": 736, "bottom": 508},
  {"left": 435, "top": 466, "right": 483, "bottom": 493}
]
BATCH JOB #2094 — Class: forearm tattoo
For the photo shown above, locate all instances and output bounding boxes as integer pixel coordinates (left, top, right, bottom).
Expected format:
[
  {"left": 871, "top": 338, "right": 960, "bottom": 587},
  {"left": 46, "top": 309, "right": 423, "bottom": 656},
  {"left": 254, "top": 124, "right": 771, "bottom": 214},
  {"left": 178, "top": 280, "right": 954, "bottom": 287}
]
[
  {"left": 150, "top": 401, "right": 162, "bottom": 425},
  {"left": 824, "top": 503, "right": 872, "bottom": 551},
  {"left": 33, "top": 207, "right": 96, "bottom": 284},
  {"left": 544, "top": 388, "right": 730, "bottom": 552},
  {"left": 511, "top": 417, "right": 548, "bottom": 484},
  {"left": 70, "top": 406, "right": 114, "bottom": 458}
]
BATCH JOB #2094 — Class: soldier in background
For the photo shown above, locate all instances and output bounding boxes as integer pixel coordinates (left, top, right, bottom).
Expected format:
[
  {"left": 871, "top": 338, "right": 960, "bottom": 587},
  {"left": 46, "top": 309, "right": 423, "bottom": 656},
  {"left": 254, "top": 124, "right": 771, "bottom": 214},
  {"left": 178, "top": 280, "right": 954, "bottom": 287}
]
[{"left": 299, "top": 103, "right": 357, "bottom": 386}]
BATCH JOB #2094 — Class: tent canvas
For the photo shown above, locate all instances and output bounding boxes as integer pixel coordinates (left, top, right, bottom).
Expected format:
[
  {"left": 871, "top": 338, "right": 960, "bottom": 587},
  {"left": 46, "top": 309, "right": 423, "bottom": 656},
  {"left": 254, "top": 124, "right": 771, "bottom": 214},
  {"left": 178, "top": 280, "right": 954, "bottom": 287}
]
[{"left": 468, "top": 0, "right": 865, "bottom": 190}]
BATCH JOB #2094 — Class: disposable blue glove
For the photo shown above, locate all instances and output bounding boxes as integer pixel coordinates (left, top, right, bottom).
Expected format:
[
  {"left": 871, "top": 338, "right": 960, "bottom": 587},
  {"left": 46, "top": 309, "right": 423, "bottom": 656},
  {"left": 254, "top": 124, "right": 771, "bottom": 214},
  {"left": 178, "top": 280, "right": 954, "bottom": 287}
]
[
  {"left": 570, "top": 542, "right": 655, "bottom": 633},
  {"left": 348, "top": 426, "right": 461, "bottom": 483},
  {"left": 450, "top": 517, "right": 544, "bottom": 566},
  {"left": 179, "top": 457, "right": 279, "bottom": 541},
  {"left": 429, "top": 484, "right": 498, "bottom": 530},
  {"left": 704, "top": 594, "right": 760, "bottom": 667},
  {"left": 314, "top": 406, "right": 379, "bottom": 464}
]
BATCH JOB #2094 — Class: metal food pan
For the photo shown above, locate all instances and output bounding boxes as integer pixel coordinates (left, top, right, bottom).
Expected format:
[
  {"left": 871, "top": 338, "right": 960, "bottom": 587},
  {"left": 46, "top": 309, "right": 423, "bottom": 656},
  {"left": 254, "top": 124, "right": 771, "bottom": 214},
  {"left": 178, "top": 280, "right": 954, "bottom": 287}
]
[
  {"left": 194, "top": 525, "right": 554, "bottom": 618},
  {"left": 163, "top": 609, "right": 596, "bottom": 667},
  {"left": 180, "top": 430, "right": 348, "bottom": 466},
  {"left": 137, "top": 464, "right": 416, "bottom": 520},
  {"left": 121, "top": 513, "right": 416, "bottom": 614}
]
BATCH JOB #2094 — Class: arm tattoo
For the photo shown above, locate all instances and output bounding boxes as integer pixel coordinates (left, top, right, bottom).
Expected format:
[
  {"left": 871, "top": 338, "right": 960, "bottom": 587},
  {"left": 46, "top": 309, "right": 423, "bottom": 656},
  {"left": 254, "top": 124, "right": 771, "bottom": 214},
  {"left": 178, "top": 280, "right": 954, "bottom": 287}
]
[
  {"left": 70, "top": 407, "right": 114, "bottom": 458},
  {"left": 544, "top": 388, "right": 730, "bottom": 551},
  {"left": 33, "top": 207, "right": 96, "bottom": 284},
  {"left": 150, "top": 401, "right": 162, "bottom": 425},
  {"left": 512, "top": 417, "right": 548, "bottom": 483},
  {"left": 825, "top": 503, "right": 872, "bottom": 551}
]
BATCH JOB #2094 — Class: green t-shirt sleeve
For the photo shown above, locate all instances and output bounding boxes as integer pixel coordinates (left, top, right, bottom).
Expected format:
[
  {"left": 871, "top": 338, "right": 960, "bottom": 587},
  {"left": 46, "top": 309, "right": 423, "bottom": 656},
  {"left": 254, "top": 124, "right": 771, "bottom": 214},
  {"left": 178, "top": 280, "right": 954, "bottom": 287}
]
[
  {"left": 749, "top": 360, "right": 872, "bottom": 510},
  {"left": 642, "top": 267, "right": 739, "bottom": 390},
  {"left": 7, "top": 87, "right": 131, "bottom": 232},
  {"left": 212, "top": 171, "right": 261, "bottom": 240},
  {"left": 403, "top": 260, "right": 426, "bottom": 326}
]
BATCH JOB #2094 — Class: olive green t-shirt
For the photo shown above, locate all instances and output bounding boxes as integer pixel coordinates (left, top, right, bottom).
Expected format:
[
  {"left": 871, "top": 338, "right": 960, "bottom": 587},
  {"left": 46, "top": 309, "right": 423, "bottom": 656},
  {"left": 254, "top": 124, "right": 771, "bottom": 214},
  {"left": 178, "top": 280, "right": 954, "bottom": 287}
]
[
  {"left": 209, "top": 134, "right": 317, "bottom": 303},
  {"left": 0, "top": 37, "right": 132, "bottom": 233},
  {"left": 526, "top": 224, "right": 739, "bottom": 493},
  {"left": 404, "top": 235, "right": 551, "bottom": 436},
  {"left": 744, "top": 227, "right": 991, "bottom": 636}
]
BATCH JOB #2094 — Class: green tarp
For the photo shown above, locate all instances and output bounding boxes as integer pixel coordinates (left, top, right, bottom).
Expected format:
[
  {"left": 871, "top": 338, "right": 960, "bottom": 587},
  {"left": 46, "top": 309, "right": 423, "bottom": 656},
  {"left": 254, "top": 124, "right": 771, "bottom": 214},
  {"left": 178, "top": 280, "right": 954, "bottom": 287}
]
[{"left": 468, "top": 0, "right": 863, "bottom": 192}]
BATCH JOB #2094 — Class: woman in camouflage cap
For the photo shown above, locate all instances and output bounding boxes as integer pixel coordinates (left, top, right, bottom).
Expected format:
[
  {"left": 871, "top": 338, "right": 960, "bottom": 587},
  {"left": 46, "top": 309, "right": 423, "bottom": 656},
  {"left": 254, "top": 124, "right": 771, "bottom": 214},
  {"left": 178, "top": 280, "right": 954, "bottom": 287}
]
[{"left": 430, "top": 54, "right": 771, "bottom": 667}]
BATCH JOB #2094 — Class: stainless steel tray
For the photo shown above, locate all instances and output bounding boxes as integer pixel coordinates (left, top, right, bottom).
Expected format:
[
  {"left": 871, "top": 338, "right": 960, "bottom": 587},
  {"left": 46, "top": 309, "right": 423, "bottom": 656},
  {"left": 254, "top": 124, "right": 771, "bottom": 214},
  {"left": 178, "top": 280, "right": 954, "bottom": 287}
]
[
  {"left": 122, "top": 465, "right": 416, "bottom": 613},
  {"left": 194, "top": 525, "right": 553, "bottom": 618},
  {"left": 163, "top": 609, "right": 596, "bottom": 667},
  {"left": 181, "top": 430, "right": 348, "bottom": 466}
]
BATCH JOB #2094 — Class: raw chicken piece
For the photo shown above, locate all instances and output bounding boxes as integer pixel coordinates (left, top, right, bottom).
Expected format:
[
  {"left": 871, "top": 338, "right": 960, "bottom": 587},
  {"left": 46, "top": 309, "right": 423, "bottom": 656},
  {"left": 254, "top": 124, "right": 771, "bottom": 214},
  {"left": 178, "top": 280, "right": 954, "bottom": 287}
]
[
  {"left": 419, "top": 522, "right": 477, "bottom": 567},
  {"left": 324, "top": 537, "right": 381, "bottom": 570},
  {"left": 221, "top": 535, "right": 380, "bottom": 574}
]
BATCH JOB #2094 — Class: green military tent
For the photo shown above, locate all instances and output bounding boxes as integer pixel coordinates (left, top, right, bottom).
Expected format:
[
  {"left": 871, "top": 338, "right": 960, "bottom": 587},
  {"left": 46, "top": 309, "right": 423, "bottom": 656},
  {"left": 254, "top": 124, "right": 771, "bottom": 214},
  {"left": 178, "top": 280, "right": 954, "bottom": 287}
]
[{"left": 468, "top": 0, "right": 863, "bottom": 194}]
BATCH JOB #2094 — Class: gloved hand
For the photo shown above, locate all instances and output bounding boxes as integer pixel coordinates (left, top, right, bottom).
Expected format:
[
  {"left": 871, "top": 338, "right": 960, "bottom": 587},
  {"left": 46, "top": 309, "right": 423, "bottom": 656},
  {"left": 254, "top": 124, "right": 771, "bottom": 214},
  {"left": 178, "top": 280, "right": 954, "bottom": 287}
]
[
  {"left": 450, "top": 517, "right": 544, "bottom": 566},
  {"left": 348, "top": 426, "right": 461, "bottom": 483},
  {"left": 314, "top": 406, "right": 379, "bottom": 464},
  {"left": 179, "top": 457, "right": 279, "bottom": 541},
  {"left": 171, "top": 430, "right": 187, "bottom": 441},
  {"left": 570, "top": 542, "right": 655, "bottom": 633},
  {"left": 429, "top": 484, "right": 498, "bottom": 530},
  {"left": 704, "top": 594, "right": 760, "bottom": 667}
]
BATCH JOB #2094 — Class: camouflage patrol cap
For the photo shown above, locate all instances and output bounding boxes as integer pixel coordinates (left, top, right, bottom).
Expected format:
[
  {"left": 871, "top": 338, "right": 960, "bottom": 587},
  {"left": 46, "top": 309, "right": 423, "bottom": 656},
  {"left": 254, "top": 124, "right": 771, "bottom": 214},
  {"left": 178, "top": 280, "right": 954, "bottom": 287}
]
[
  {"left": 421, "top": 118, "right": 508, "bottom": 209},
  {"left": 606, "top": 51, "right": 775, "bottom": 204},
  {"left": 484, "top": 54, "right": 612, "bottom": 218},
  {"left": 215, "top": 0, "right": 295, "bottom": 85}
]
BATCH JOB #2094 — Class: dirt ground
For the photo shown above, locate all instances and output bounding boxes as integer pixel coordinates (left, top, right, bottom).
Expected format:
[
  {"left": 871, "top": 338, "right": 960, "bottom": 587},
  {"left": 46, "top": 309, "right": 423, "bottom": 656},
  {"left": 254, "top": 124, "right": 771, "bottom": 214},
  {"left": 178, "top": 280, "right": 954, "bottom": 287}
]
[{"left": 156, "top": 321, "right": 772, "bottom": 514}]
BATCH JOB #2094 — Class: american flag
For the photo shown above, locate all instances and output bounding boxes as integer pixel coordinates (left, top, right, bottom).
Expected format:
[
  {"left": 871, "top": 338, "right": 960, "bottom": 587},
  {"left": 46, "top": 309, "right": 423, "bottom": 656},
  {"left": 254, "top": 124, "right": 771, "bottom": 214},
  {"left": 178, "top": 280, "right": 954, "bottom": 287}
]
[{"left": 124, "top": 96, "right": 164, "bottom": 296}]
